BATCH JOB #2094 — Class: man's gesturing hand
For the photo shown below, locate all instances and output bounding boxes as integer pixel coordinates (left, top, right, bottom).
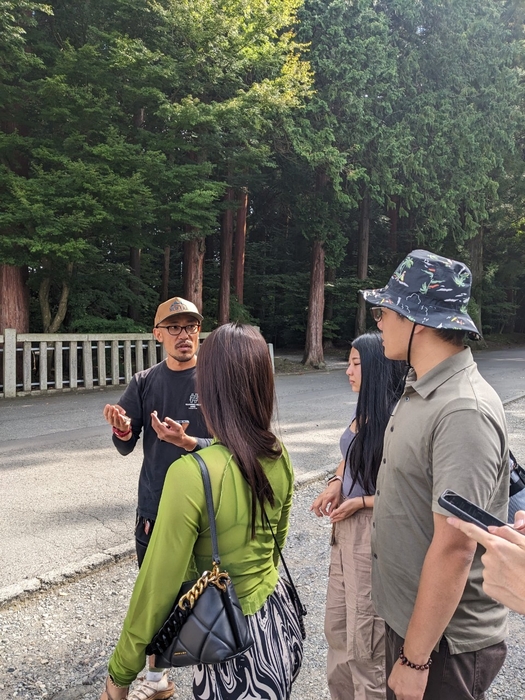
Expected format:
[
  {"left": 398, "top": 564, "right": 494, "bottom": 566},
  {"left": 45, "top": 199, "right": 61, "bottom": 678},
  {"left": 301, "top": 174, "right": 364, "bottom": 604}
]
[{"left": 151, "top": 411, "right": 197, "bottom": 452}]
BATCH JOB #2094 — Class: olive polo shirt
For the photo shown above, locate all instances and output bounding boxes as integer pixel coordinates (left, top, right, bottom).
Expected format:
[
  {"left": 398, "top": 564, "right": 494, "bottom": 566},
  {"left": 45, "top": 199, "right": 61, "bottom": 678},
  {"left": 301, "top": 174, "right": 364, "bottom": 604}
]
[{"left": 371, "top": 347, "right": 509, "bottom": 654}]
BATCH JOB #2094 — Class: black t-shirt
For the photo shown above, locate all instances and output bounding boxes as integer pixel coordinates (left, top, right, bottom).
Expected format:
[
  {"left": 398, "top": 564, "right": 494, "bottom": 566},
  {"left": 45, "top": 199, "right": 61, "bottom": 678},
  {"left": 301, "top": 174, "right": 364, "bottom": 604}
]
[{"left": 113, "top": 361, "right": 211, "bottom": 520}]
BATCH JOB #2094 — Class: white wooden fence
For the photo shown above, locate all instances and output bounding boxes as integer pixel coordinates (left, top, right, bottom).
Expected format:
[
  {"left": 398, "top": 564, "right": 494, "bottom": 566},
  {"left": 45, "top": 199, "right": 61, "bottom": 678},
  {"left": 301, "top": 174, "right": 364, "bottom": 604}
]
[
  {"left": 0, "top": 329, "right": 273, "bottom": 398},
  {"left": 0, "top": 330, "right": 189, "bottom": 398}
]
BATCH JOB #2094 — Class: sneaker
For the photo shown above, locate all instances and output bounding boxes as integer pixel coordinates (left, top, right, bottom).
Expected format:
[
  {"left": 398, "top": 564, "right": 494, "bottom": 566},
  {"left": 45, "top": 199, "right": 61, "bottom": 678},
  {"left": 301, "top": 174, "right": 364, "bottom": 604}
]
[{"left": 127, "top": 677, "right": 177, "bottom": 700}]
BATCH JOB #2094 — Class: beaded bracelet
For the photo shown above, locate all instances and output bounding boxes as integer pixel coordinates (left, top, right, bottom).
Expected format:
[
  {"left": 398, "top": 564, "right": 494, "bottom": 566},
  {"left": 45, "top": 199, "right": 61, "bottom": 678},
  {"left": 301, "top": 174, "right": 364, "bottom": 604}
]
[
  {"left": 112, "top": 425, "right": 132, "bottom": 438},
  {"left": 399, "top": 645, "right": 432, "bottom": 671}
]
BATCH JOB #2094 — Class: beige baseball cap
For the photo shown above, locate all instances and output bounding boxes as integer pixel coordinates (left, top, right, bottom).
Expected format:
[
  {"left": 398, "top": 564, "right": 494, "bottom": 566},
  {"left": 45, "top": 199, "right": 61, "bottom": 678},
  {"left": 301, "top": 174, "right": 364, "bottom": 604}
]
[{"left": 154, "top": 297, "right": 203, "bottom": 327}]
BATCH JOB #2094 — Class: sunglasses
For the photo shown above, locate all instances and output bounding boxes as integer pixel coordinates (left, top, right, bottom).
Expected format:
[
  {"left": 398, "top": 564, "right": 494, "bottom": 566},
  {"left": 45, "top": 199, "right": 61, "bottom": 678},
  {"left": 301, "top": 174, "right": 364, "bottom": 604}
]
[{"left": 370, "top": 307, "right": 383, "bottom": 322}]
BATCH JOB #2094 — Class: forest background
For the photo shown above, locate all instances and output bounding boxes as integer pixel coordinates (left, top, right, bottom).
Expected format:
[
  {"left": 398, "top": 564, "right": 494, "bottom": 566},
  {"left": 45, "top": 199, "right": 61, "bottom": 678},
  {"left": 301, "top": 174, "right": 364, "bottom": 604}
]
[{"left": 2, "top": 0, "right": 525, "bottom": 367}]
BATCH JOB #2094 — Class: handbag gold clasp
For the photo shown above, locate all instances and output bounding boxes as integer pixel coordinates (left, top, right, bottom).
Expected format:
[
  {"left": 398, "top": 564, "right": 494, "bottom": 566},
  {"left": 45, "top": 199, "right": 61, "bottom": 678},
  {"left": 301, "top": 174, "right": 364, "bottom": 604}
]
[{"left": 209, "top": 562, "right": 230, "bottom": 592}]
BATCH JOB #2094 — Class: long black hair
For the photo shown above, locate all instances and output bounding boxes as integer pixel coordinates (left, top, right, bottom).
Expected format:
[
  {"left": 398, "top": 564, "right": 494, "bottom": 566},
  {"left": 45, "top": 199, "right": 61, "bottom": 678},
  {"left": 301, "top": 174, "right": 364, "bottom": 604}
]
[
  {"left": 196, "top": 323, "right": 280, "bottom": 537},
  {"left": 346, "top": 331, "right": 405, "bottom": 494}
]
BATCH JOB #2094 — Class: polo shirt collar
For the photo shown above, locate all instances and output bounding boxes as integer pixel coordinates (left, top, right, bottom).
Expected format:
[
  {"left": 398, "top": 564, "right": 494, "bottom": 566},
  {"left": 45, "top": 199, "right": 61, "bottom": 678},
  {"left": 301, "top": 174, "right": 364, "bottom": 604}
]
[{"left": 405, "top": 347, "right": 475, "bottom": 399}]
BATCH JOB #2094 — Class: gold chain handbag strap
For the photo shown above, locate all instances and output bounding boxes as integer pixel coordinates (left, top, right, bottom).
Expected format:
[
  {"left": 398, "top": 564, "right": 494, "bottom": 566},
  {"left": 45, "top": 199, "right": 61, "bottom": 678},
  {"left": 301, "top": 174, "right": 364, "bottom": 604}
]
[{"left": 178, "top": 564, "right": 230, "bottom": 610}]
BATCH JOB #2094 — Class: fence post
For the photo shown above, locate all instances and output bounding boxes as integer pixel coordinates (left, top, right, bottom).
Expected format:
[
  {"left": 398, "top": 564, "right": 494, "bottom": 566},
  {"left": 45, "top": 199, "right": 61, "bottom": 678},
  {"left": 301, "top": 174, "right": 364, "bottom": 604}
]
[
  {"left": 23, "top": 340, "right": 32, "bottom": 392},
  {"left": 147, "top": 340, "right": 157, "bottom": 368},
  {"left": 55, "top": 341, "right": 63, "bottom": 390},
  {"left": 83, "top": 340, "right": 94, "bottom": 390},
  {"left": 39, "top": 341, "right": 48, "bottom": 391},
  {"left": 267, "top": 343, "right": 275, "bottom": 374},
  {"left": 135, "top": 339, "right": 144, "bottom": 372},
  {"left": 124, "top": 340, "right": 132, "bottom": 384},
  {"left": 97, "top": 341, "right": 107, "bottom": 387},
  {"left": 3, "top": 329, "right": 17, "bottom": 398},
  {"left": 111, "top": 340, "right": 119, "bottom": 385},
  {"left": 69, "top": 341, "right": 78, "bottom": 389}
]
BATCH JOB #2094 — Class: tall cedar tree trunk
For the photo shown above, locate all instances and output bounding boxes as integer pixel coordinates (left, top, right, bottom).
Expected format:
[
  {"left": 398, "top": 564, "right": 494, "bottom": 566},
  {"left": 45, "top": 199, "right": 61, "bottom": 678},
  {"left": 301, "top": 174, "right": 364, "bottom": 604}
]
[
  {"left": 128, "top": 247, "right": 141, "bottom": 321},
  {"left": 505, "top": 288, "right": 517, "bottom": 333},
  {"left": 355, "top": 191, "right": 370, "bottom": 336},
  {"left": 0, "top": 264, "right": 29, "bottom": 332},
  {"left": 468, "top": 229, "right": 487, "bottom": 345},
  {"left": 302, "top": 238, "right": 326, "bottom": 367},
  {"left": 387, "top": 196, "right": 399, "bottom": 253},
  {"left": 183, "top": 234, "right": 206, "bottom": 312},
  {"left": 1, "top": 117, "right": 30, "bottom": 330},
  {"left": 303, "top": 170, "right": 329, "bottom": 367},
  {"left": 407, "top": 212, "right": 416, "bottom": 248},
  {"left": 323, "top": 266, "right": 336, "bottom": 349},
  {"left": 39, "top": 262, "right": 74, "bottom": 333},
  {"left": 126, "top": 109, "right": 146, "bottom": 318},
  {"left": 218, "top": 188, "right": 235, "bottom": 325},
  {"left": 233, "top": 188, "right": 248, "bottom": 305},
  {"left": 160, "top": 245, "right": 170, "bottom": 302}
]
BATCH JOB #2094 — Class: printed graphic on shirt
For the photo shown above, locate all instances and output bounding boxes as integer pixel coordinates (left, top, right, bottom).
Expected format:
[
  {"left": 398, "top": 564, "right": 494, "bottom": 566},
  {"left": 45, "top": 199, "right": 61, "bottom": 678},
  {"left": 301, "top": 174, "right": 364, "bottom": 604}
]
[{"left": 186, "top": 392, "right": 200, "bottom": 410}]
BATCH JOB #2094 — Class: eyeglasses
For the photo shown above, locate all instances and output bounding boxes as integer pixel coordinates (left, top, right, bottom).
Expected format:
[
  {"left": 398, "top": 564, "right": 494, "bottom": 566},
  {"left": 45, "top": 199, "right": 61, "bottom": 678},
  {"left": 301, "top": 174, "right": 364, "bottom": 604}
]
[
  {"left": 370, "top": 307, "right": 383, "bottom": 322},
  {"left": 156, "top": 323, "right": 201, "bottom": 336}
]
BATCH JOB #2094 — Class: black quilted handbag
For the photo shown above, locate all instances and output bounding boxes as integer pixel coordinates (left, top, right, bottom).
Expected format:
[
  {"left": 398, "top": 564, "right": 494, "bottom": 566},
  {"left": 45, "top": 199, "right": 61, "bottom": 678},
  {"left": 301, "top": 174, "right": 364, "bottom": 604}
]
[
  {"left": 146, "top": 453, "right": 254, "bottom": 667},
  {"left": 509, "top": 450, "right": 525, "bottom": 497},
  {"left": 509, "top": 450, "right": 525, "bottom": 524}
]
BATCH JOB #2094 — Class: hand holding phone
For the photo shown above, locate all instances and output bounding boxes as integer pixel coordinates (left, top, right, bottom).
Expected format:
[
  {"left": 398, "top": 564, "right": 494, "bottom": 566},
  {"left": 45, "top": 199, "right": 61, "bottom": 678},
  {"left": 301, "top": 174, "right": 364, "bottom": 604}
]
[
  {"left": 446, "top": 494, "right": 525, "bottom": 614},
  {"left": 438, "top": 490, "right": 506, "bottom": 532}
]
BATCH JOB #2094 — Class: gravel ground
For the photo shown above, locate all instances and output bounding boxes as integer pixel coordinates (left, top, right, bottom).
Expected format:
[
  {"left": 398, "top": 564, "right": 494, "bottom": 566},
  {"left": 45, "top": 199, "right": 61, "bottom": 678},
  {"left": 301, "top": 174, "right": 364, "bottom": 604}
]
[{"left": 1, "top": 396, "right": 525, "bottom": 700}]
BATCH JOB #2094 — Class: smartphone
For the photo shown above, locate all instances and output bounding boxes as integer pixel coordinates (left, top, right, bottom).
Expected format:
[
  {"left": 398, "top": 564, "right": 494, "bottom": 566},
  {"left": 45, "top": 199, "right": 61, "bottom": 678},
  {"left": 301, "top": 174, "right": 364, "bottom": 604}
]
[
  {"left": 438, "top": 490, "right": 507, "bottom": 531},
  {"left": 174, "top": 419, "right": 189, "bottom": 425}
]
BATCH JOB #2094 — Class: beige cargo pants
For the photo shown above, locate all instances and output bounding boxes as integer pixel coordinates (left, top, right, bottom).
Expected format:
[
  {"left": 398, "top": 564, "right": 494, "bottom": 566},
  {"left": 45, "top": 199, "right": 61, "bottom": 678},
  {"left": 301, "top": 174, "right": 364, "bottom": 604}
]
[{"left": 324, "top": 508, "right": 386, "bottom": 700}]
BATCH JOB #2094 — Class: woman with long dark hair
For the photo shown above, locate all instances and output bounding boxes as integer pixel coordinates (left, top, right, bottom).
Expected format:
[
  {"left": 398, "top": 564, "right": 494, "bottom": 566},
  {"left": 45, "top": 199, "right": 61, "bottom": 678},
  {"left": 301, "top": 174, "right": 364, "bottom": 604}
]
[
  {"left": 100, "top": 324, "right": 302, "bottom": 700},
  {"left": 311, "top": 332, "right": 404, "bottom": 700}
]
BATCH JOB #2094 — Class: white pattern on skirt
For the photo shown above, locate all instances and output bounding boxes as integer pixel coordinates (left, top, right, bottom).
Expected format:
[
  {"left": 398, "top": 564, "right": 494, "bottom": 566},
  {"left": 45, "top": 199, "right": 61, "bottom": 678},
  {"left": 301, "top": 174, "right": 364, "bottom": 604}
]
[{"left": 193, "top": 579, "right": 303, "bottom": 699}]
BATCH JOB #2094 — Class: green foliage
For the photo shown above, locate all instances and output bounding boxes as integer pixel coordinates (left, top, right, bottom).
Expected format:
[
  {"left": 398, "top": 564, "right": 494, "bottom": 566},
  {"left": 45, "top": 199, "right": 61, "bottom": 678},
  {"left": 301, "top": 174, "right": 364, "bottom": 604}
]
[
  {"left": 228, "top": 297, "right": 259, "bottom": 326},
  {"left": 69, "top": 315, "right": 149, "bottom": 333},
  {"left": 1, "top": 0, "right": 524, "bottom": 343},
  {"left": 0, "top": 0, "right": 311, "bottom": 331},
  {"left": 391, "top": 0, "right": 520, "bottom": 244},
  {"left": 0, "top": 0, "right": 51, "bottom": 86},
  {"left": 324, "top": 268, "right": 390, "bottom": 343}
]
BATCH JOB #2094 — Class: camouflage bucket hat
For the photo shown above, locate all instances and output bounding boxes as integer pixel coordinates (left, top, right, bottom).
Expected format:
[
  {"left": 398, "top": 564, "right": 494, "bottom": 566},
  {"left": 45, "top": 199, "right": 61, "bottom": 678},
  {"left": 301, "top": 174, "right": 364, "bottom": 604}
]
[{"left": 360, "top": 249, "right": 481, "bottom": 340}]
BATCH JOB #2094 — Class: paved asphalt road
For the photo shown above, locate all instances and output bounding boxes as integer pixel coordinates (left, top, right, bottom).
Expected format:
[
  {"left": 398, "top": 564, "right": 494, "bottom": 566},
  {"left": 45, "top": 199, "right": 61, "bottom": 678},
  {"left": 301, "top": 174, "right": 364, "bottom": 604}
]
[{"left": 1, "top": 347, "right": 524, "bottom": 589}]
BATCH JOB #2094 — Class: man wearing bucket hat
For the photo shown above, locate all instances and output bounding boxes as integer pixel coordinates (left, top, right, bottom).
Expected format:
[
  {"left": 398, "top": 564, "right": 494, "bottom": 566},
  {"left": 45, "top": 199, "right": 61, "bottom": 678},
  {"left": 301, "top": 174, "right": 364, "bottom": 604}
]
[
  {"left": 362, "top": 250, "right": 509, "bottom": 700},
  {"left": 103, "top": 297, "right": 211, "bottom": 700}
]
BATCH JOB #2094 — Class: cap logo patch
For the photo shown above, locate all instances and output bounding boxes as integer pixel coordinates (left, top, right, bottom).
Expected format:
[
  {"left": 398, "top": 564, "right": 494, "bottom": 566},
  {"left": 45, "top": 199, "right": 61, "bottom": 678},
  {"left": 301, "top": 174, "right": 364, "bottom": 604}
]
[{"left": 169, "top": 301, "right": 187, "bottom": 313}]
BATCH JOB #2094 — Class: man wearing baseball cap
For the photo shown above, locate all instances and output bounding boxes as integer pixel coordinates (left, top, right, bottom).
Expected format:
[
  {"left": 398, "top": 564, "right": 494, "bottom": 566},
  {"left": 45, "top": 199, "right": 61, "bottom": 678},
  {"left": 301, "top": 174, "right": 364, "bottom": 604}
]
[
  {"left": 103, "top": 297, "right": 211, "bottom": 700},
  {"left": 361, "top": 250, "right": 509, "bottom": 700}
]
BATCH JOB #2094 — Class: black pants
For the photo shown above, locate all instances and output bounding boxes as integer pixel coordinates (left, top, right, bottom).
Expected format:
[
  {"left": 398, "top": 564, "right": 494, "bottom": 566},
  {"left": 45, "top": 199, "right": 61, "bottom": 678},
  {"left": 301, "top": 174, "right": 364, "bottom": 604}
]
[
  {"left": 385, "top": 624, "right": 506, "bottom": 700},
  {"left": 135, "top": 513, "right": 155, "bottom": 568}
]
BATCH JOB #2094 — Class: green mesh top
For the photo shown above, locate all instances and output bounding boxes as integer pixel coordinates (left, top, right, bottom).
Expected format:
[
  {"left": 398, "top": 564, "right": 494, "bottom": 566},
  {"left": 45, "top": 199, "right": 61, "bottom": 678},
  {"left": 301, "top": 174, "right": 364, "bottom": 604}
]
[{"left": 108, "top": 442, "right": 294, "bottom": 686}]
